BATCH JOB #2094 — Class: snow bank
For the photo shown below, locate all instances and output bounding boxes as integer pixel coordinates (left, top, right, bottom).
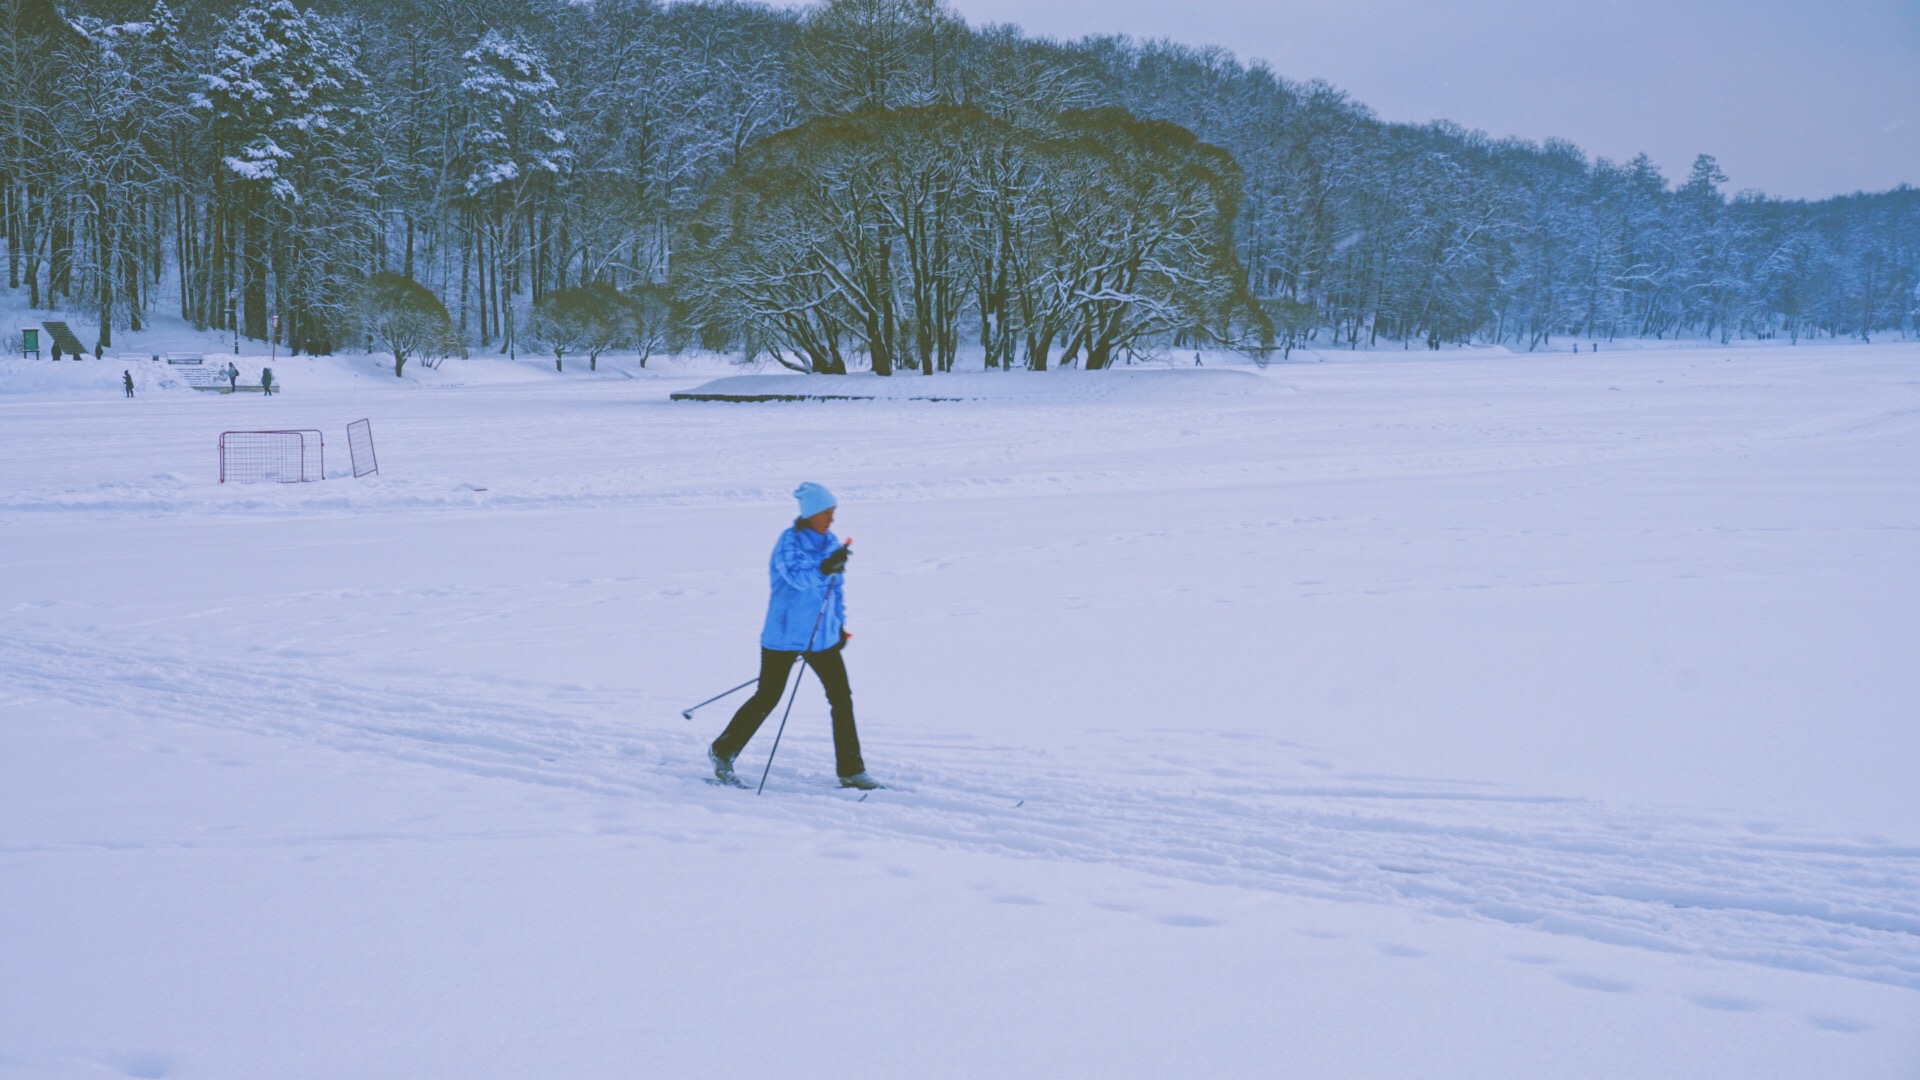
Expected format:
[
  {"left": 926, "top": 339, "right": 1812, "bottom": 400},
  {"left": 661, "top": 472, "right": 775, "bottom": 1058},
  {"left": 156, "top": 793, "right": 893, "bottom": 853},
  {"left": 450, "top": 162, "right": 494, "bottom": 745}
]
[{"left": 671, "top": 367, "right": 1288, "bottom": 402}]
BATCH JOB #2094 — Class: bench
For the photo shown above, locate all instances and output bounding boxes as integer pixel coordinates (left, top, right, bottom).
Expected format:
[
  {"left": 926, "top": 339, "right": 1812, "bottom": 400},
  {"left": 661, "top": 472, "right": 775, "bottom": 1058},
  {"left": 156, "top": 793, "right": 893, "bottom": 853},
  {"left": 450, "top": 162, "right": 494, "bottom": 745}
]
[{"left": 176, "top": 367, "right": 229, "bottom": 391}]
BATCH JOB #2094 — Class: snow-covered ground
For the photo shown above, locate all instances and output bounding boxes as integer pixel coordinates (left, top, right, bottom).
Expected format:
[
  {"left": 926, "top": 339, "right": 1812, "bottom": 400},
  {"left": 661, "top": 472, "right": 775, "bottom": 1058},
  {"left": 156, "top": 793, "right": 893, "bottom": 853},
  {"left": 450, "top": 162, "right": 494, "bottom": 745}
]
[{"left": 3, "top": 337, "right": 1918, "bottom": 1078}]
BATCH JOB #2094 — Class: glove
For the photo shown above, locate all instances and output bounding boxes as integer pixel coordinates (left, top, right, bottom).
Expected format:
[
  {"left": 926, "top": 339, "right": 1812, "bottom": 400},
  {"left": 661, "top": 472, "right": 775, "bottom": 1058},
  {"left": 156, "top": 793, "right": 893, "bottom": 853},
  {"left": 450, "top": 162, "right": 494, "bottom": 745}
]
[{"left": 819, "top": 545, "right": 851, "bottom": 575}]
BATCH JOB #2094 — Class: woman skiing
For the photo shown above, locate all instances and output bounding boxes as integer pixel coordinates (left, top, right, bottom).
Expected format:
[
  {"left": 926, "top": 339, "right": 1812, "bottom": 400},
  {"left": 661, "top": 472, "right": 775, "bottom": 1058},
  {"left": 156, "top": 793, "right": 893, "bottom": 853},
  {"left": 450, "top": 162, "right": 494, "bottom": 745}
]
[{"left": 709, "top": 482, "right": 878, "bottom": 790}]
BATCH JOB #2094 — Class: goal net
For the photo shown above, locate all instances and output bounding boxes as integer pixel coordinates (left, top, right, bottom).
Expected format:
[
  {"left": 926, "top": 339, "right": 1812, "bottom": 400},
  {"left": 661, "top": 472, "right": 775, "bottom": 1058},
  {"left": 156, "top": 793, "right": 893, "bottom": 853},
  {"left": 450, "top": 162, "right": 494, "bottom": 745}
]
[
  {"left": 346, "top": 418, "right": 379, "bottom": 477},
  {"left": 219, "top": 429, "right": 324, "bottom": 483}
]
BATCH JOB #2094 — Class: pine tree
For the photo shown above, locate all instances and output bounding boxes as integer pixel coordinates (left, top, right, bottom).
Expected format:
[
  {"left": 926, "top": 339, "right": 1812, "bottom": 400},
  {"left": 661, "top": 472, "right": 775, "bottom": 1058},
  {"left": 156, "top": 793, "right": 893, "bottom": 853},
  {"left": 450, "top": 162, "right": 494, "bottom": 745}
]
[
  {"left": 195, "top": 0, "right": 367, "bottom": 345},
  {"left": 459, "top": 30, "right": 571, "bottom": 356}
]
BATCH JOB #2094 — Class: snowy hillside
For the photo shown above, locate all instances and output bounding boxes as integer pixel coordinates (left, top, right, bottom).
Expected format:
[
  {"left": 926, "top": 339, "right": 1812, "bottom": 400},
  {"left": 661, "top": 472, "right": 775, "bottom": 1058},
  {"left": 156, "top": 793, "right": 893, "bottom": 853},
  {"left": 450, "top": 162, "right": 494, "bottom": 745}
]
[{"left": 3, "top": 340, "right": 1918, "bottom": 1078}]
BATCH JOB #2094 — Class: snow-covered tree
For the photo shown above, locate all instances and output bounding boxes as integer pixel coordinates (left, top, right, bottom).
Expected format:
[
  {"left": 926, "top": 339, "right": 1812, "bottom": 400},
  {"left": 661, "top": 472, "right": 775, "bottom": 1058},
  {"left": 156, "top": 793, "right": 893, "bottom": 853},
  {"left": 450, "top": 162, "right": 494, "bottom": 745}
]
[
  {"left": 4, "top": 0, "right": 1914, "bottom": 360},
  {"left": 679, "top": 104, "right": 1256, "bottom": 374},
  {"left": 527, "top": 282, "right": 637, "bottom": 371},
  {"left": 459, "top": 29, "right": 570, "bottom": 356},
  {"left": 195, "top": 0, "right": 369, "bottom": 350},
  {"left": 791, "top": 0, "right": 967, "bottom": 116},
  {"left": 358, "top": 270, "right": 456, "bottom": 376},
  {"left": 45, "top": 5, "right": 188, "bottom": 347}
]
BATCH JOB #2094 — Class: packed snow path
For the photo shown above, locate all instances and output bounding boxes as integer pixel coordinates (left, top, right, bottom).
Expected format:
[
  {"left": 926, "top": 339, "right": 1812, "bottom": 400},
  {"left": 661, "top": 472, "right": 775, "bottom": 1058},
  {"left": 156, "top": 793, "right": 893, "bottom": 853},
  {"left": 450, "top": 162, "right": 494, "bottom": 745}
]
[{"left": 6, "top": 623, "right": 1917, "bottom": 991}]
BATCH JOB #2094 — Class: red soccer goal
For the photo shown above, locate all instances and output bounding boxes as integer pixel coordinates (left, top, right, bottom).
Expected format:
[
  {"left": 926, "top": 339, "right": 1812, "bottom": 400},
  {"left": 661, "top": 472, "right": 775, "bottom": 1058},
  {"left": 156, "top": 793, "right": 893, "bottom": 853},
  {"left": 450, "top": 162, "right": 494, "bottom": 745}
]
[{"left": 219, "top": 429, "right": 325, "bottom": 483}]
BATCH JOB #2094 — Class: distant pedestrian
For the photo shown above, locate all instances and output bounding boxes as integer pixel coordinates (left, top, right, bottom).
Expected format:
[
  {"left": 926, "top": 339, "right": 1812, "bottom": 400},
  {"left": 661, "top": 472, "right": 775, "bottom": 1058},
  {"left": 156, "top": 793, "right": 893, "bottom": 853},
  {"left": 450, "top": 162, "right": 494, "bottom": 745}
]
[
  {"left": 123, "top": 370, "right": 134, "bottom": 398},
  {"left": 1194, "top": 351, "right": 1203, "bottom": 366},
  {"left": 260, "top": 367, "right": 274, "bottom": 396},
  {"left": 1591, "top": 342, "right": 1597, "bottom": 353},
  {"left": 51, "top": 340, "right": 62, "bottom": 362},
  {"left": 226, "top": 362, "right": 239, "bottom": 390}
]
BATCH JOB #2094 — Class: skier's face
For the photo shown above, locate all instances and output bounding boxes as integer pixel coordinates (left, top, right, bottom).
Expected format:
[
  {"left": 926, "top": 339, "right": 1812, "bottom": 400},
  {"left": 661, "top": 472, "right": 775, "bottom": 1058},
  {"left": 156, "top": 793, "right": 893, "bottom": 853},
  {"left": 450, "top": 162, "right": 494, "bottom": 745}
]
[{"left": 802, "top": 507, "right": 835, "bottom": 533}]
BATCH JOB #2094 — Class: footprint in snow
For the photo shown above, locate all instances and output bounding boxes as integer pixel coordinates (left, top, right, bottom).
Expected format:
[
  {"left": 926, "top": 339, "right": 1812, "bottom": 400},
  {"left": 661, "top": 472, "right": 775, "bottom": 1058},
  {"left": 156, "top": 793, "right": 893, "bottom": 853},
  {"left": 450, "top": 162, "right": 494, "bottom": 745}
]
[
  {"left": 1686, "top": 994, "right": 1761, "bottom": 1012},
  {"left": 111, "top": 1055, "right": 171, "bottom": 1079},
  {"left": 1156, "top": 913, "right": 1222, "bottom": 928},
  {"left": 1557, "top": 971, "right": 1634, "bottom": 993},
  {"left": 1806, "top": 1015, "right": 1873, "bottom": 1033}
]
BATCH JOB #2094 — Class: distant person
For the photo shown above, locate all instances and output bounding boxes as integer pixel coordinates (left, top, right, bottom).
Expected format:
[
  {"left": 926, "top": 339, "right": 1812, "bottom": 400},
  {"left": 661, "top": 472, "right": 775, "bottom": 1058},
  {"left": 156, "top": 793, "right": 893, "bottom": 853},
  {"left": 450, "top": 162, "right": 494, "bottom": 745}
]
[
  {"left": 1194, "top": 351, "right": 1203, "bottom": 366},
  {"left": 50, "top": 339, "right": 61, "bottom": 362},
  {"left": 123, "top": 370, "right": 134, "bottom": 398},
  {"left": 1591, "top": 342, "right": 1597, "bottom": 352},
  {"left": 260, "top": 367, "right": 274, "bottom": 396},
  {"left": 226, "top": 362, "right": 239, "bottom": 390}
]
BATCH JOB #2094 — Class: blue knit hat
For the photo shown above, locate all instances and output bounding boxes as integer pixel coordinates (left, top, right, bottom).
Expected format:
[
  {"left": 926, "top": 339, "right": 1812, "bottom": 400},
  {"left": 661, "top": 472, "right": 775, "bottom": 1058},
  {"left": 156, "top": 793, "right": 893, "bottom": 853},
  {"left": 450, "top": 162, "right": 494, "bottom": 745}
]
[{"left": 794, "top": 482, "right": 837, "bottom": 518}]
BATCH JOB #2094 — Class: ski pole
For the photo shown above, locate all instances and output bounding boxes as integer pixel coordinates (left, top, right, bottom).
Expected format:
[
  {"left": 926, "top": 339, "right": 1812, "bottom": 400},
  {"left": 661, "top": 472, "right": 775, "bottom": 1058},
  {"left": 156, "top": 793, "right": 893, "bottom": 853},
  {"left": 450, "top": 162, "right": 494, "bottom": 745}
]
[
  {"left": 681, "top": 678, "right": 758, "bottom": 720},
  {"left": 756, "top": 574, "right": 839, "bottom": 796}
]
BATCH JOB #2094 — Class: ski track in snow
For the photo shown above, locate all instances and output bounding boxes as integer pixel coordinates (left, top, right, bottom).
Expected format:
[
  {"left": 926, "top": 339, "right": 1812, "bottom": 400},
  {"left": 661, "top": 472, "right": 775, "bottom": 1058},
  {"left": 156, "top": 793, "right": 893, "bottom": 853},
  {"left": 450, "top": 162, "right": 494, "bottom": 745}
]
[{"left": 8, "top": 627, "right": 1917, "bottom": 991}]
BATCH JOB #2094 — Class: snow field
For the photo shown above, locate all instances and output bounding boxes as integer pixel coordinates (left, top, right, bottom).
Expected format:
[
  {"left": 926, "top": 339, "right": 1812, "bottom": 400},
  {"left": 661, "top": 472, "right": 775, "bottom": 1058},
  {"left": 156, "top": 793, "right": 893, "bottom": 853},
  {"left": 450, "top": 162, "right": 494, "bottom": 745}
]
[{"left": 3, "top": 341, "right": 1918, "bottom": 1077}]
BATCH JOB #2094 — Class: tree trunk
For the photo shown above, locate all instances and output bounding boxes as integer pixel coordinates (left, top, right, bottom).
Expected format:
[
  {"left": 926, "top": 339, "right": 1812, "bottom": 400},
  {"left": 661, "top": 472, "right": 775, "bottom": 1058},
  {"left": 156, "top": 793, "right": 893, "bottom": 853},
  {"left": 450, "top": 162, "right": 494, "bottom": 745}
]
[
  {"left": 23, "top": 182, "right": 40, "bottom": 307},
  {"left": 242, "top": 202, "right": 268, "bottom": 341},
  {"left": 123, "top": 229, "right": 143, "bottom": 332},
  {"left": 458, "top": 215, "right": 470, "bottom": 336},
  {"left": 95, "top": 187, "right": 113, "bottom": 349},
  {"left": 6, "top": 181, "right": 18, "bottom": 289},
  {"left": 475, "top": 221, "right": 489, "bottom": 346},
  {"left": 49, "top": 213, "right": 69, "bottom": 303}
]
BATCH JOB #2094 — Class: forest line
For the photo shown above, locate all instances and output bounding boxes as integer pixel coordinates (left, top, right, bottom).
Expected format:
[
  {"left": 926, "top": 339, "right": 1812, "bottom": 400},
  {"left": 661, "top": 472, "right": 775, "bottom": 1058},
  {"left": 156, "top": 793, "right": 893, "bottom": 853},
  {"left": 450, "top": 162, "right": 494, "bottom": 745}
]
[{"left": 2, "top": 0, "right": 1915, "bottom": 369}]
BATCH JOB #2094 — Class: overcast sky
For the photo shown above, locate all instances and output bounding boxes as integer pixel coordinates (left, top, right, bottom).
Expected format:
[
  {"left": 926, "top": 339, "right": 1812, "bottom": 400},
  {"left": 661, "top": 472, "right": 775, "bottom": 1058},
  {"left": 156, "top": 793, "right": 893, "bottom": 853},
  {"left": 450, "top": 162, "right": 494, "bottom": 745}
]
[{"left": 938, "top": 0, "right": 1920, "bottom": 201}]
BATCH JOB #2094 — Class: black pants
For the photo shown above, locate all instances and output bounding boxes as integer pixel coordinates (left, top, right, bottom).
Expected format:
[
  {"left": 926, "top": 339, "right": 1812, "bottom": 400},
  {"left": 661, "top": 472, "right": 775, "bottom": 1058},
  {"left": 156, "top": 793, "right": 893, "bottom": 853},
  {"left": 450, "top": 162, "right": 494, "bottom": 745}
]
[{"left": 713, "top": 646, "right": 864, "bottom": 777}]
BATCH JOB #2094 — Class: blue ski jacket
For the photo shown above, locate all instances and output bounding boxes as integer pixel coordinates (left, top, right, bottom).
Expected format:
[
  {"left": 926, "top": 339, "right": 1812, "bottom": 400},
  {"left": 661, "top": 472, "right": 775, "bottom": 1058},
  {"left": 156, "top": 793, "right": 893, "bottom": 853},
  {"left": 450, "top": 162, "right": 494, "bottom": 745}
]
[{"left": 760, "top": 523, "right": 846, "bottom": 652}]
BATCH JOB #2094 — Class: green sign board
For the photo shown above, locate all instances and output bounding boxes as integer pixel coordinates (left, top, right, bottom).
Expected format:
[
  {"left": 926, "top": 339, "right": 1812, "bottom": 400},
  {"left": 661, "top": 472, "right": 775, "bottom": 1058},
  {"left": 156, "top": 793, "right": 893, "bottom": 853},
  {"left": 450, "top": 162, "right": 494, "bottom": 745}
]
[{"left": 22, "top": 328, "right": 38, "bottom": 354}]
